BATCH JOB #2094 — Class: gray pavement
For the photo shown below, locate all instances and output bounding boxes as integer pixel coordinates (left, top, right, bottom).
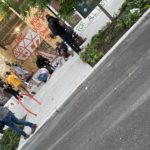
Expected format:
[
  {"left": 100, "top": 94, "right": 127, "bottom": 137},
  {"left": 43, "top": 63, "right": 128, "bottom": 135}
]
[{"left": 20, "top": 9, "right": 150, "bottom": 150}]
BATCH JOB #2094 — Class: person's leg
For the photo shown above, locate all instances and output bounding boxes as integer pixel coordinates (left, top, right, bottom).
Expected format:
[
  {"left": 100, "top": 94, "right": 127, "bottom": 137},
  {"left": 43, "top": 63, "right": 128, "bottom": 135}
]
[
  {"left": 8, "top": 121, "right": 28, "bottom": 137},
  {"left": 3, "top": 112, "right": 28, "bottom": 137},
  {"left": 18, "top": 83, "right": 29, "bottom": 94},
  {"left": 6, "top": 88, "right": 20, "bottom": 99},
  {"left": 4, "top": 88, "right": 18, "bottom": 99},
  {"left": 10, "top": 112, "right": 37, "bottom": 134},
  {"left": 11, "top": 113, "right": 33, "bottom": 128},
  {"left": 61, "top": 33, "right": 81, "bottom": 53}
]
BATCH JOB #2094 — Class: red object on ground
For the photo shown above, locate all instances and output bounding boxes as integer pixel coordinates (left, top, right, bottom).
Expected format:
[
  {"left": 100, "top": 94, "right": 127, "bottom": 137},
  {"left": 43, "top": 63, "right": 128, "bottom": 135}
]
[{"left": 18, "top": 93, "right": 42, "bottom": 116}]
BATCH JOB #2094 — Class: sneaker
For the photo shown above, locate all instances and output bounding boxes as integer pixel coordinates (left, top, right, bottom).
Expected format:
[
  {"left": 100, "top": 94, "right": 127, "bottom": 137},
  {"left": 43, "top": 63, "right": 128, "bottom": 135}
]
[
  {"left": 24, "top": 134, "right": 30, "bottom": 140},
  {"left": 31, "top": 91, "right": 36, "bottom": 95},
  {"left": 31, "top": 124, "right": 37, "bottom": 134}
]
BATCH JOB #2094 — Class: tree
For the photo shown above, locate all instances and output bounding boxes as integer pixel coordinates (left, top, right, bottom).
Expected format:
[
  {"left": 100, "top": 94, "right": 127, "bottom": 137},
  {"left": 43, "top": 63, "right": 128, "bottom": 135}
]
[
  {"left": 0, "top": 0, "right": 114, "bottom": 22},
  {"left": 0, "top": 0, "right": 13, "bottom": 20},
  {"left": 55, "top": 0, "right": 80, "bottom": 19},
  {"left": 55, "top": 0, "right": 114, "bottom": 21},
  {"left": 0, "top": 0, "right": 50, "bottom": 20},
  {"left": 19, "top": 0, "right": 50, "bottom": 17}
]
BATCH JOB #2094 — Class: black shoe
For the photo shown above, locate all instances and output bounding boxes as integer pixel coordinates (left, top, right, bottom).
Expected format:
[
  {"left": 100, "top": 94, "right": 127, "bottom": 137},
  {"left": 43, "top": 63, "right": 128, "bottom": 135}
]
[
  {"left": 31, "top": 124, "right": 37, "bottom": 134},
  {"left": 24, "top": 134, "right": 30, "bottom": 140},
  {"left": 31, "top": 91, "right": 36, "bottom": 95}
]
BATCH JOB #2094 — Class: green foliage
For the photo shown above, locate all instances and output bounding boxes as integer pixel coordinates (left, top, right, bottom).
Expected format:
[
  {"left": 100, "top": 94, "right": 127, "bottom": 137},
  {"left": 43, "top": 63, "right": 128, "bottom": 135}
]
[
  {"left": 80, "top": 0, "right": 149, "bottom": 66},
  {"left": 0, "top": 0, "right": 80, "bottom": 19},
  {"left": 116, "top": 16, "right": 127, "bottom": 31},
  {"left": 19, "top": 0, "right": 50, "bottom": 17},
  {"left": 87, "top": 34, "right": 101, "bottom": 51},
  {"left": 80, "top": 49, "right": 104, "bottom": 67},
  {"left": 124, "top": 12, "right": 142, "bottom": 28},
  {"left": 0, "top": 0, "right": 50, "bottom": 19},
  {"left": 56, "top": 0, "right": 80, "bottom": 19},
  {"left": 19, "top": 0, "right": 80, "bottom": 19},
  {"left": 0, "top": 1, "right": 11, "bottom": 21},
  {"left": 0, "top": 128, "right": 20, "bottom": 150}
]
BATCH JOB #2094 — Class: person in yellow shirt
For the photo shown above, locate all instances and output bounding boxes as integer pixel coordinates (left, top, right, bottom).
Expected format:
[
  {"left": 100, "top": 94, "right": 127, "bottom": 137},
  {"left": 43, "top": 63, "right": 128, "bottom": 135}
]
[{"left": 5, "top": 71, "right": 29, "bottom": 94}]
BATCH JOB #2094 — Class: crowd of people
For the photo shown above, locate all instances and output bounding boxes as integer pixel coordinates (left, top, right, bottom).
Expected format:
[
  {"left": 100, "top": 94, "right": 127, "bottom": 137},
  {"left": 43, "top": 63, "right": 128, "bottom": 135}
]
[{"left": 0, "top": 14, "right": 83, "bottom": 140}]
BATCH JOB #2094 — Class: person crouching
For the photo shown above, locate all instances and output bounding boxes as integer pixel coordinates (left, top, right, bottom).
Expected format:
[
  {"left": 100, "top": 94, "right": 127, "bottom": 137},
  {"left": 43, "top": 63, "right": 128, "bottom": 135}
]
[{"left": 37, "top": 67, "right": 50, "bottom": 83}]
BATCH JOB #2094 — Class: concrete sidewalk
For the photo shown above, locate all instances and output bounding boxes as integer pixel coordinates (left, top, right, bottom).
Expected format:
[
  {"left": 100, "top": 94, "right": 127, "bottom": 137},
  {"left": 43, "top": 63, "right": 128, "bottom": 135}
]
[{"left": 17, "top": 54, "right": 92, "bottom": 149}]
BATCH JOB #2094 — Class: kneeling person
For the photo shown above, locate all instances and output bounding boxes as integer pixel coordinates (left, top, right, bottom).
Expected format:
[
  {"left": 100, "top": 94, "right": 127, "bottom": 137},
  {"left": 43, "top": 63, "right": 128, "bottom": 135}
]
[{"left": 37, "top": 67, "right": 50, "bottom": 83}]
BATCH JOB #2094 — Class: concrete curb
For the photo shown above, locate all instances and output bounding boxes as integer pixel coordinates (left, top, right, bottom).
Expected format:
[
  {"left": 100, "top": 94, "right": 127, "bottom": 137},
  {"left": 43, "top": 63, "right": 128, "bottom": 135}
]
[{"left": 17, "top": 9, "right": 150, "bottom": 150}]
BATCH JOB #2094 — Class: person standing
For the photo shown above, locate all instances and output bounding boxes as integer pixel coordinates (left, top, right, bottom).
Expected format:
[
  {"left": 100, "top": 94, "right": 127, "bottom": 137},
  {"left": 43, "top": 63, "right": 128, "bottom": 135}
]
[
  {"left": 0, "top": 104, "right": 37, "bottom": 139},
  {"left": 46, "top": 15, "right": 81, "bottom": 54},
  {"left": 5, "top": 71, "right": 30, "bottom": 95},
  {"left": 0, "top": 78, "right": 22, "bottom": 100}
]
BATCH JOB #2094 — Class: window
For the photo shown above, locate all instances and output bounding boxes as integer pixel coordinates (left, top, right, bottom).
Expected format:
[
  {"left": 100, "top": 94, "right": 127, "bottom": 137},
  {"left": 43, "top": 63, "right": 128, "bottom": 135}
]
[{"left": 76, "top": 0, "right": 101, "bottom": 18}]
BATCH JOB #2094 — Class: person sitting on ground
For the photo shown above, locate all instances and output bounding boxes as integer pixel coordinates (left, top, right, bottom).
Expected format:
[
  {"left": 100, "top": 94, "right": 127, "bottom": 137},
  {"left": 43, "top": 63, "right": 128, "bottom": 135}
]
[
  {"left": 36, "top": 55, "right": 55, "bottom": 74},
  {"left": 56, "top": 42, "right": 73, "bottom": 61},
  {"left": 0, "top": 78, "right": 23, "bottom": 100},
  {"left": 37, "top": 67, "right": 50, "bottom": 83},
  {"left": 12, "top": 63, "right": 33, "bottom": 82},
  {"left": 5, "top": 61, "right": 33, "bottom": 82},
  {"left": 0, "top": 103, "right": 37, "bottom": 139}
]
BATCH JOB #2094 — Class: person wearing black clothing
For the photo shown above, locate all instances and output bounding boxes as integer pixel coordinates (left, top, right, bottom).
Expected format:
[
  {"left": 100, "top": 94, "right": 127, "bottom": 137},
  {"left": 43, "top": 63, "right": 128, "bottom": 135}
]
[
  {"left": 0, "top": 103, "right": 37, "bottom": 139},
  {"left": 46, "top": 15, "right": 81, "bottom": 54},
  {"left": 56, "top": 42, "right": 73, "bottom": 60},
  {"left": 0, "top": 79, "right": 22, "bottom": 100},
  {"left": 36, "top": 55, "right": 55, "bottom": 74}
]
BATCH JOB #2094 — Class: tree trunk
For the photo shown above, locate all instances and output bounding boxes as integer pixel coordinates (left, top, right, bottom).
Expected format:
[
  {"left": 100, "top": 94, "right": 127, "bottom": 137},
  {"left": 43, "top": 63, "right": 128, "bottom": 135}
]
[{"left": 97, "top": 3, "right": 114, "bottom": 22}]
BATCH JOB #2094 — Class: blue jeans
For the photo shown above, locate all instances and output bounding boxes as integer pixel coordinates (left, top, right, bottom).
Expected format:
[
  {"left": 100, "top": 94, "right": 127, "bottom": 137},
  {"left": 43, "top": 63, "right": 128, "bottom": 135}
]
[
  {"left": 3, "top": 112, "right": 33, "bottom": 137},
  {"left": 38, "top": 73, "right": 48, "bottom": 82}
]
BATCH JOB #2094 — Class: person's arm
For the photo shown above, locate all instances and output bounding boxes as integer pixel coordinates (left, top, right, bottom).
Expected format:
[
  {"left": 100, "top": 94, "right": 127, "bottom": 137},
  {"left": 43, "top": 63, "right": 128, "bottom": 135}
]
[
  {"left": 47, "top": 70, "right": 51, "bottom": 79},
  {"left": 49, "top": 33, "right": 56, "bottom": 39}
]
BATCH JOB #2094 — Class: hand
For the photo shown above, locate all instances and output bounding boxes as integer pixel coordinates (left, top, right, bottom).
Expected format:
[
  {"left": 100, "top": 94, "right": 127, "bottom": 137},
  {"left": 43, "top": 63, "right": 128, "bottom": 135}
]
[{"left": 50, "top": 34, "right": 56, "bottom": 39}]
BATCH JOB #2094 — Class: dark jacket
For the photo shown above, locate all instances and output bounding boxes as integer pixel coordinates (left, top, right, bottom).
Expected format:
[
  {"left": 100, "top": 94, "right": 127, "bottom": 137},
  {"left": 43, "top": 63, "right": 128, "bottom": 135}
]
[
  {"left": 47, "top": 17, "right": 66, "bottom": 36},
  {"left": 56, "top": 42, "right": 68, "bottom": 56}
]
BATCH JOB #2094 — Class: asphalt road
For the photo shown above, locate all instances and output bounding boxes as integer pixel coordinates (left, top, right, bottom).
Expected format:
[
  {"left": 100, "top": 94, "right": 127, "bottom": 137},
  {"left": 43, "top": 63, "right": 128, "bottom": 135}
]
[{"left": 21, "top": 12, "right": 150, "bottom": 150}]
